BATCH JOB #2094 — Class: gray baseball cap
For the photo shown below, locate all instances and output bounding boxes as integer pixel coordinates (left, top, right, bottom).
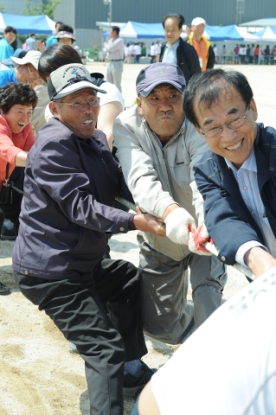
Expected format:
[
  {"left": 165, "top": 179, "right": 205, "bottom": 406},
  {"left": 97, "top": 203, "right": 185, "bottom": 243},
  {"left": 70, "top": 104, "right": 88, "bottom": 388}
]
[
  {"left": 48, "top": 63, "right": 106, "bottom": 100},
  {"left": 136, "top": 62, "right": 186, "bottom": 97}
]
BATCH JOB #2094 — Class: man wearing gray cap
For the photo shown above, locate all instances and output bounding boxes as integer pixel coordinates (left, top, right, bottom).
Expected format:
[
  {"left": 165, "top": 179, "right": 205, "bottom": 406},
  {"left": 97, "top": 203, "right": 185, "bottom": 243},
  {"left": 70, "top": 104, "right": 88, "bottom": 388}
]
[
  {"left": 187, "top": 17, "right": 215, "bottom": 71},
  {"left": 12, "top": 63, "right": 166, "bottom": 415},
  {"left": 114, "top": 62, "right": 226, "bottom": 345}
]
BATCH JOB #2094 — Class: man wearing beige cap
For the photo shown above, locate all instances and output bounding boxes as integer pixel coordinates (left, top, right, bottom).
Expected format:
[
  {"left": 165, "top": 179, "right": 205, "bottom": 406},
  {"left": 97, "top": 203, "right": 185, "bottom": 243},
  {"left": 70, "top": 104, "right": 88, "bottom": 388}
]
[
  {"left": 188, "top": 17, "right": 215, "bottom": 71},
  {"left": 0, "top": 50, "right": 41, "bottom": 88}
]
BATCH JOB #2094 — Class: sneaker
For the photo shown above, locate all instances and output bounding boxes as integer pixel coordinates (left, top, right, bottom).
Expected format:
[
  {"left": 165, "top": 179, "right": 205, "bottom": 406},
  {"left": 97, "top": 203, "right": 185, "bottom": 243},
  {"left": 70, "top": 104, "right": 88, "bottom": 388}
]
[
  {"left": 0, "top": 281, "right": 11, "bottom": 295},
  {"left": 1, "top": 224, "right": 16, "bottom": 241},
  {"left": 123, "top": 360, "right": 156, "bottom": 397}
]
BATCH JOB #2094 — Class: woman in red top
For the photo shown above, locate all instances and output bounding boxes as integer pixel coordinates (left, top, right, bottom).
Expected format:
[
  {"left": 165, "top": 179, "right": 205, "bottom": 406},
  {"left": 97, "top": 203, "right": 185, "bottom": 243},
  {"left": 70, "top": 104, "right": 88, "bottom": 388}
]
[{"left": 0, "top": 82, "right": 37, "bottom": 295}]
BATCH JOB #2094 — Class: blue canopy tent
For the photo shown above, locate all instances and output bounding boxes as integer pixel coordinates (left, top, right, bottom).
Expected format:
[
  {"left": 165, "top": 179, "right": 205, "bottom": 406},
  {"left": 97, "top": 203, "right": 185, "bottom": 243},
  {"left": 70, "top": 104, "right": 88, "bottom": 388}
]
[
  {"left": 103, "top": 21, "right": 165, "bottom": 39},
  {"left": 0, "top": 13, "right": 55, "bottom": 34},
  {"left": 205, "top": 25, "right": 243, "bottom": 41},
  {"left": 255, "top": 26, "right": 276, "bottom": 41}
]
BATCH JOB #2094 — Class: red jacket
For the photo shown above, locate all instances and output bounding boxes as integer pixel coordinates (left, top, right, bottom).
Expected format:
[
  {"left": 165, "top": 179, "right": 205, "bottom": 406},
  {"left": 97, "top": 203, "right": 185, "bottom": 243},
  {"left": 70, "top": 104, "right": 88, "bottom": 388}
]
[{"left": 0, "top": 115, "right": 35, "bottom": 187}]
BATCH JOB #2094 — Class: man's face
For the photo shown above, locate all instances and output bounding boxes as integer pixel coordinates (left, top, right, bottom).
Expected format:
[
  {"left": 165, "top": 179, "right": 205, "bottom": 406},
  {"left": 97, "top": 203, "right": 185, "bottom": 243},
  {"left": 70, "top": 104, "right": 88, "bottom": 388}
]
[
  {"left": 16, "top": 64, "right": 41, "bottom": 88},
  {"left": 2, "top": 104, "right": 33, "bottom": 134},
  {"left": 4, "top": 31, "right": 16, "bottom": 44},
  {"left": 110, "top": 29, "right": 117, "bottom": 39},
  {"left": 137, "top": 83, "right": 185, "bottom": 144},
  {"left": 192, "top": 24, "right": 205, "bottom": 39},
  {"left": 58, "top": 38, "right": 73, "bottom": 46},
  {"left": 164, "top": 17, "right": 182, "bottom": 45},
  {"left": 194, "top": 87, "right": 258, "bottom": 169},
  {"left": 49, "top": 88, "right": 100, "bottom": 139}
]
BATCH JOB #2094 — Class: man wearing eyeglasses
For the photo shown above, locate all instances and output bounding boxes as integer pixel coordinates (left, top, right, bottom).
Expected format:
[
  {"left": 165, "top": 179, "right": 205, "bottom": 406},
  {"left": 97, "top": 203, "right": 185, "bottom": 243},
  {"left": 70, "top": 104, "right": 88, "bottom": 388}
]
[
  {"left": 12, "top": 63, "right": 166, "bottom": 415},
  {"left": 184, "top": 68, "right": 276, "bottom": 278}
]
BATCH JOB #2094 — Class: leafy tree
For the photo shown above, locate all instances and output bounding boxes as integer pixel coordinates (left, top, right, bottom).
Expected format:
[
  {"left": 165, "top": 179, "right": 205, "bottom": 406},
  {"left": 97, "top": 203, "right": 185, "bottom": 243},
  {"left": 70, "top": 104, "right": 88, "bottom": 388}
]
[
  {"left": 0, "top": 3, "right": 7, "bottom": 12},
  {"left": 21, "top": 0, "right": 61, "bottom": 18}
]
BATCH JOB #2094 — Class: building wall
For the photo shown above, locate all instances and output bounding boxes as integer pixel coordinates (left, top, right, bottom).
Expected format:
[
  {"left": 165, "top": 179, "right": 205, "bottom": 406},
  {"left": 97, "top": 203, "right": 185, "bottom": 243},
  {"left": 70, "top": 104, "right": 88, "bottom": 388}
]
[{"left": 54, "top": 0, "right": 276, "bottom": 28}]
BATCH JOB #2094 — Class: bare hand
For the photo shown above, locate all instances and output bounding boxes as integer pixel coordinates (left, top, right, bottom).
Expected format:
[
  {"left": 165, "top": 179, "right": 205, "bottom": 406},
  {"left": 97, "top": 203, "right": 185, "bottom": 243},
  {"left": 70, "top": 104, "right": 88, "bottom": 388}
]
[{"left": 133, "top": 206, "right": 166, "bottom": 237}]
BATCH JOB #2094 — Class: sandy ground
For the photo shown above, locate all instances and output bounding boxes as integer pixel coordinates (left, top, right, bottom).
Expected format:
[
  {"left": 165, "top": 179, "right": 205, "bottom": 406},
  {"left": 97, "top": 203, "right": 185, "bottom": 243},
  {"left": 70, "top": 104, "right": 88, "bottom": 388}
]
[{"left": 0, "top": 63, "right": 275, "bottom": 414}]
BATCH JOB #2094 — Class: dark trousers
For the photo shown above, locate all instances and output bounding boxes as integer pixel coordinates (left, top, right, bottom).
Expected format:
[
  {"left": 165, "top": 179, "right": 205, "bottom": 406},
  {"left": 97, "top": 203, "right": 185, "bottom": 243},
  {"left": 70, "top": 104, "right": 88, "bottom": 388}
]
[
  {"left": 14, "top": 258, "right": 147, "bottom": 415},
  {"left": 0, "top": 167, "right": 25, "bottom": 234}
]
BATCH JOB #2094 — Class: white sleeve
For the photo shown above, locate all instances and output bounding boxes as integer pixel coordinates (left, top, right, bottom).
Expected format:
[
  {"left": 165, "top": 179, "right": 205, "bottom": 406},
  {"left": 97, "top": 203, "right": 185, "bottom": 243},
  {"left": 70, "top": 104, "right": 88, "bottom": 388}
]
[
  {"left": 98, "top": 82, "right": 125, "bottom": 108},
  {"left": 151, "top": 267, "right": 276, "bottom": 415}
]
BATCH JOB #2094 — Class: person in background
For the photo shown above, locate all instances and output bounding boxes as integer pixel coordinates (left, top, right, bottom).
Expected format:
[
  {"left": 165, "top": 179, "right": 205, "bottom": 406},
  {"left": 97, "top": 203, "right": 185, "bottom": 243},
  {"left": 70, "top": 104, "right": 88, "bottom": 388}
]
[
  {"left": 55, "top": 24, "right": 75, "bottom": 46},
  {"left": 45, "top": 21, "right": 63, "bottom": 49},
  {"left": 114, "top": 63, "right": 226, "bottom": 346},
  {"left": 12, "top": 63, "right": 165, "bottom": 413},
  {"left": 154, "top": 41, "right": 161, "bottom": 62},
  {"left": 222, "top": 44, "right": 226, "bottom": 64},
  {"left": 160, "top": 13, "right": 201, "bottom": 84},
  {"left": 150, "top": 42, "right": 156, "bottom": 63},
  {"left": 134, "top": 42, "right": 141, "bottom": 64},
  {"left": 104, "top": 26, "right": 125, "bottom": 92},
  {"left": 264, "top": 45, "right": 270, "bottom": 65},
  {"left": 0, "top": 50, "right": 46, "bottom": 137},
  {"left": 254, "top": 44, "right": 260, "bottom": 64},
  {"left": 0, "top": 27, "right": 17, "bottom": 61},
  {"left": 249, "top": 44, "right": 255, "bottom": 64},
  {"left": 187, "top": 17, "right": 215, "bottom": 71},
  {"left": 38, "top": 43, "right": 124, "bottom": 150},
  {"left": 213, "top": 43, "right": 219, "bottom": 63},
  {"left": 0, "top": 82, "right": 37, "bottom": 295},
  {"left": 25, "top": 33, "right": 37, "bottom": 51},
  {"left": 1, "top": 48, "right": 27, "bottom": 68}
]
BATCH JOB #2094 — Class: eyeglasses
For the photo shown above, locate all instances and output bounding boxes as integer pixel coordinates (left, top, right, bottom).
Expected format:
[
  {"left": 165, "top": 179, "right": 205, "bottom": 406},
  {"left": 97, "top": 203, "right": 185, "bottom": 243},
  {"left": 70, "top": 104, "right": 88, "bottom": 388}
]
[
  {"left": 199, "top": 106, "right": 250, "bottom": 139},
  {"left": 59, "top": 97, "right": 100, "bottom": 111}
]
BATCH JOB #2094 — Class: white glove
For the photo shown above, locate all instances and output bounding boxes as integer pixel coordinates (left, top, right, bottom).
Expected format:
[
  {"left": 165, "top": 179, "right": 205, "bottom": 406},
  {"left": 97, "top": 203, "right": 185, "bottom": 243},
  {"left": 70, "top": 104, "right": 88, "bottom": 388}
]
[
  {"left": 188, "top": 223, "right": 215, "bottom": 256},
  {"left": 165, "top": 208, "right": 196, "bottom": 245}
]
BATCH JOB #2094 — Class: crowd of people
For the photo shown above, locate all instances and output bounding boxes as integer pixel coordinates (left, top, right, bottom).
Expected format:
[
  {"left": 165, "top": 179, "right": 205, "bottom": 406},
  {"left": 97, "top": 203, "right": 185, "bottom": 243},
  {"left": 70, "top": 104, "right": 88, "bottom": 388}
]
[{"left": 0, "top": 12, "right": 276, "bottom": 415}]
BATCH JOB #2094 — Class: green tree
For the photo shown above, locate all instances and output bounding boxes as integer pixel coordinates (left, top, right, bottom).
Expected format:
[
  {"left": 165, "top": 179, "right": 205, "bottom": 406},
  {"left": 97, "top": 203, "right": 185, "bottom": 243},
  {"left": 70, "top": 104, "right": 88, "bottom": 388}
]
[
  {"left": 21, "top": 0, "right": 61, "bottom": 18},
  {"left": 0, "top": 3, "right": 7, "bottom": 12}
]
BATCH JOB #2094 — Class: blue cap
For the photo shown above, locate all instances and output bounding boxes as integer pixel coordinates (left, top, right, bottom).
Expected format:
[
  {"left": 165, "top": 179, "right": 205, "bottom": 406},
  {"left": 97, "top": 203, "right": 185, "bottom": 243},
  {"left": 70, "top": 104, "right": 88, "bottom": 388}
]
[{"left": 2, "top": 49, "right": 27, "bottom": 67}]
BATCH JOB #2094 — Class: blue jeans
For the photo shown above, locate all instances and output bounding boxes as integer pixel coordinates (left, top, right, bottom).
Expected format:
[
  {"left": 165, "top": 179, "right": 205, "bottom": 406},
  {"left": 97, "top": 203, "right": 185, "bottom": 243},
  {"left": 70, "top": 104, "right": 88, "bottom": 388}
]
[{"left": 131, "top": 400, "right": 140, "bottom": 415}]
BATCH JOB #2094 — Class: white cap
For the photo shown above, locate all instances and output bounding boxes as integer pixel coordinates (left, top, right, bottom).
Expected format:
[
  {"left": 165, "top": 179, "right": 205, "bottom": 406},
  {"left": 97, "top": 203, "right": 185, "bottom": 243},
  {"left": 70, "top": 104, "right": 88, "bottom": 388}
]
[
  {"left": 191, "top": 17, "right": 206, "bottom": 26},
  {"left": 11, "top": 50, "right": 41, "bottom": 70}
]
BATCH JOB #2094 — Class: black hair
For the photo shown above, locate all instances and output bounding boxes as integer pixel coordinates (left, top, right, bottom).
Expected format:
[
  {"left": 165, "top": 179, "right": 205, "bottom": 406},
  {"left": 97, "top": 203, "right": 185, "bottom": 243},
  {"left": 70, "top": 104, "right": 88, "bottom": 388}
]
[
  {"left": 58, "top": 24, "right": 74, "bottom": 33},
  {"left": 183, "top": 69, "right": 253, "bottom": 128},
  {"left": 38, "top": 44, "right": 82, "bottom": 82},
  {"left": 111, "top": 26, "right": 120, "bottom": 35},
  {"left": 55, "top": 21, "right": 63, "bottom": 28},
  {"left": 4, "top": 26, "right": 17, "bottom": 35},
  {"left": 162, "top": 14, "right": 185, "bottom": 29},
  {"left": 0, "top": 83, "right": 38, "bottom": 114}
]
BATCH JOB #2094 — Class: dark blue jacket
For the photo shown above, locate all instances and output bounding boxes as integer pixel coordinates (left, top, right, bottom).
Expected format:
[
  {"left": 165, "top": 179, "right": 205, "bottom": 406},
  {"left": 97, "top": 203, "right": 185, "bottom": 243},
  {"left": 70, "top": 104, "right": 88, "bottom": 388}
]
[
  {"left": 194, "top": 124, "right": 276, "bottom": 265},
  {"left": 160, "top": 37, "right": 201, "bottom": 84},
  {"left": 12, "top": 118, "right": 135, "bottom": 279}
]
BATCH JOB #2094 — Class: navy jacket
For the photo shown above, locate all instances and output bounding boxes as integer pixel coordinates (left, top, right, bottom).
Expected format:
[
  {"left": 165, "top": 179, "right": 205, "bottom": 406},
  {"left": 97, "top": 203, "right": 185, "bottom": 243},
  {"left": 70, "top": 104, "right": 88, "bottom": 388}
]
[
  {"left": 12, "top": 118, "right": 135, "bottom": 279},
  {"left": 194, "top": 124, "right": 276, "bottom": 265},
  {"left": 160, "top": 37, "right": 201, "bottom": 83}
]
